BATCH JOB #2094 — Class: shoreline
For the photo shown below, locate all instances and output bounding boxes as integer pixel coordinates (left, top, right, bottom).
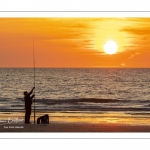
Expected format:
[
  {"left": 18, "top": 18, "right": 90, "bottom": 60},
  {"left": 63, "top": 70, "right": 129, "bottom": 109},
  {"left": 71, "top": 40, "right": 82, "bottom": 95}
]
[
  {"left": 1, "top": 121, "right": 150, "bottom": 132},
  {"left": 1, "top": 111, "right": 150, "bottom": 132}
]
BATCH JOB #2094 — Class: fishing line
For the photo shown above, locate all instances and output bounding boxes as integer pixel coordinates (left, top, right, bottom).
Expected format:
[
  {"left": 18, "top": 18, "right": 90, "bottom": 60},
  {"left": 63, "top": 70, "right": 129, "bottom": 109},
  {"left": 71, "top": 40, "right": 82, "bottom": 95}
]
[{"left": 33, "top": 35, "right": 36, "bottom": 124}]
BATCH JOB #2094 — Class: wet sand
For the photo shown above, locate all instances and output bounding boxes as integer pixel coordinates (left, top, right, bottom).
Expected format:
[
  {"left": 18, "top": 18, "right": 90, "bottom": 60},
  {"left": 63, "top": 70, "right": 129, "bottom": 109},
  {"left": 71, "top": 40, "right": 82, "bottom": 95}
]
[{"left": 1, "top": 121, "right": 150, "bottom": 132}]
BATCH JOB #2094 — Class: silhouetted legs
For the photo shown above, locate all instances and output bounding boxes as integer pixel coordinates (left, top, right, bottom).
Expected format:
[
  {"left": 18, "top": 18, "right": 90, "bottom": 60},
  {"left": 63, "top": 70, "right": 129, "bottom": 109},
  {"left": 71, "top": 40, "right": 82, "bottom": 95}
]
[{"left": 25, "top": 108, "right": 31, "bottom": 123}]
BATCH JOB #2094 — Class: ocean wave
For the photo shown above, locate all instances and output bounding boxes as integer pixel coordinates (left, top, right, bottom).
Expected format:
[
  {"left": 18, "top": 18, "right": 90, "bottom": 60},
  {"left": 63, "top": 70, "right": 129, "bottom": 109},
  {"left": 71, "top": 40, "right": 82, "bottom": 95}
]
[
  {"left": 35, "top": 98, "right": 131, "bottom": 105},
  {"left": 0, "top": 97, "right": 150, "bottom": 113},
  {"left": 2, "top": 107, "right": 150, "bottom": 112}
]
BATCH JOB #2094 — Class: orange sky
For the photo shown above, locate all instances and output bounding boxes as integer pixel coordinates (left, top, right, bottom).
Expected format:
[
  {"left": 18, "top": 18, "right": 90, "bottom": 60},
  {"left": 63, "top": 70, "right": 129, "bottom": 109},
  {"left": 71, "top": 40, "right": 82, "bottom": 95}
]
[{"left": 0, "top": 18, "right": 150, "bottom": 68}]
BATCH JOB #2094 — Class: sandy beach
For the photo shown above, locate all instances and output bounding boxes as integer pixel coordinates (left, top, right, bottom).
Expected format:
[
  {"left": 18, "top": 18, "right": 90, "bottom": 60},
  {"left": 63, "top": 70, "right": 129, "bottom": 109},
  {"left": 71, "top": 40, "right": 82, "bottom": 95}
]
[
  {"left": 1, "top": 121, "right": 150, "bottom": 132},
  {"left": 1, "top": 111, "right": 150, "bottom": 132}
]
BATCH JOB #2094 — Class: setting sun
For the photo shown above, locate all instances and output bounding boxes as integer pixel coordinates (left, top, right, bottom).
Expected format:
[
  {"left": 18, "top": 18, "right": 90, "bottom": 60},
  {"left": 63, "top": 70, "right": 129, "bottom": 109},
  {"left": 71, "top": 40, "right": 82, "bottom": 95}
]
[{"left": 103, "top": 40, "right": 118, "bottom": 55}]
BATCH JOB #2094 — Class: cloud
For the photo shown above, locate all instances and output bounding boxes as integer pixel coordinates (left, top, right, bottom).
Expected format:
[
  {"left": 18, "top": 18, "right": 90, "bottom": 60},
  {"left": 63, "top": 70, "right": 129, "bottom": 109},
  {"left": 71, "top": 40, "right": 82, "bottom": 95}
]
[
  {"left": 128, "top": 52, "right": 140, "bottom": 59},
  {"left": 121, "top": 27, "right": 150, "bottom": 35},
  {"left": 121, "top": 63, "right": 126, "bottom": 66},
  {"left": 120, "top": 18, "right": 150, "bottom": 36}
]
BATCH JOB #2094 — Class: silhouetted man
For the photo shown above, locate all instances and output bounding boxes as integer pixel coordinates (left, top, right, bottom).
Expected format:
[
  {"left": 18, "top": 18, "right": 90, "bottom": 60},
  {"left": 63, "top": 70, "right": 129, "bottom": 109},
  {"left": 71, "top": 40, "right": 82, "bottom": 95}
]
[{"left": 24, "top": 87, "right": 35, "bottom": 124}]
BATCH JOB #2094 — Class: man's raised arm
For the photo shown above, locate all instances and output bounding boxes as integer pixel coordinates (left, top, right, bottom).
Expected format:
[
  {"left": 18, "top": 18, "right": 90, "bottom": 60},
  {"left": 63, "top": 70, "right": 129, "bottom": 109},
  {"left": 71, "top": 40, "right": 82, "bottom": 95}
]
[{"left": 29, "top": 87, "right": 35, "bottom": 95}]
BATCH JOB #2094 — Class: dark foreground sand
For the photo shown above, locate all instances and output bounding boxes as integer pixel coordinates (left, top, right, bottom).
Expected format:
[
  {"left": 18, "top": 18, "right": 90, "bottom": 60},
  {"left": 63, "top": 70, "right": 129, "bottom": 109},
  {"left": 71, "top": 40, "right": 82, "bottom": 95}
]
[{"left": 1, "top": 121, "right": 150, "bottom": 132}]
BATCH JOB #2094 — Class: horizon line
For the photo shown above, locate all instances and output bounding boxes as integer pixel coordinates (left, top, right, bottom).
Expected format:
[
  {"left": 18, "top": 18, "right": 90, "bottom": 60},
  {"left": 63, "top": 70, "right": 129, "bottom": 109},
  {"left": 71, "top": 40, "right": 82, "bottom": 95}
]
[{"left": 1, "top": 67, "right": 150, "bottom": 69}]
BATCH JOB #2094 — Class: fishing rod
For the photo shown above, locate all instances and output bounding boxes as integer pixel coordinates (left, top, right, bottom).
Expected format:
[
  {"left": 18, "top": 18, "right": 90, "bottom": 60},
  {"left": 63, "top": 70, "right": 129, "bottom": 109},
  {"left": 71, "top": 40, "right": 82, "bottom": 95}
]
[{"left": 33, "top": 35, "right": 36, "bottom": 124}]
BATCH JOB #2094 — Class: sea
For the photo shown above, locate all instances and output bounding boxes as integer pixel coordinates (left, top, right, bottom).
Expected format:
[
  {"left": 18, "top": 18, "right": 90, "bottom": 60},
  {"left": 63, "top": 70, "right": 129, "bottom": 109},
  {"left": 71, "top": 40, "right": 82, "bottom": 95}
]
[{"left": 0, "top": 68, "right": 150, "bottom": 125}]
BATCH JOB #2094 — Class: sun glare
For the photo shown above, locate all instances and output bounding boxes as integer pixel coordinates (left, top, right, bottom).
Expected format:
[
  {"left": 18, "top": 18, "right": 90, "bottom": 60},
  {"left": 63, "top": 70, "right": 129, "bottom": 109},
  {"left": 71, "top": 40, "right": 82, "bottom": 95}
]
[{"left": 103, "top": 40, "right": 118, "bottom": 54}]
